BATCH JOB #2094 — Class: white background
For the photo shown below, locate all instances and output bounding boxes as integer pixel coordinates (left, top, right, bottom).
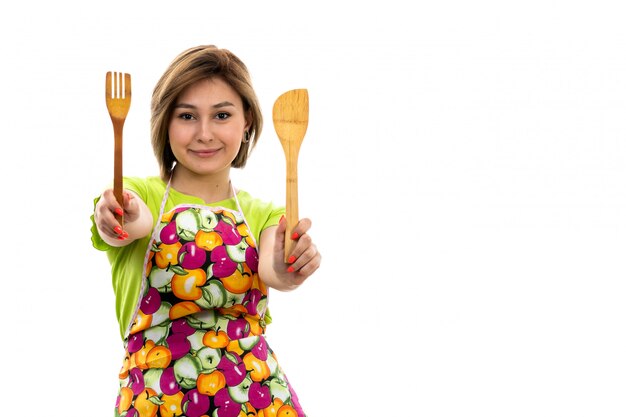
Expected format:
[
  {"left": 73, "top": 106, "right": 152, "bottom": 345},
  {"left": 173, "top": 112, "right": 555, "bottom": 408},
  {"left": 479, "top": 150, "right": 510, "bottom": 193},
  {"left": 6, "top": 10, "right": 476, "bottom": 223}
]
[{"left": 1, "top": 1, "right": 625, "bottom": 416}]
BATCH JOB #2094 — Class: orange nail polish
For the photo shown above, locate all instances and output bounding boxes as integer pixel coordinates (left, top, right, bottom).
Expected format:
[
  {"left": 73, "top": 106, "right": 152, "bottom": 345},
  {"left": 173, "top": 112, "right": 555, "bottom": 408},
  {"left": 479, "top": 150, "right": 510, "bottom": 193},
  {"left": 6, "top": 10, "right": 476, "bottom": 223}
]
[
  {"left": 114, "top": 226, "right": 122, "bottom": 234},
  {"left": 291, "top": 232, "right": 299, "bottom": 240},
  {"left": 288, "top": 255, "right": 296, "bottom": 264},
  {"left": 115, "top": 208, "right": 124, "bottom": 216},
  {"left": 287, "top": 266, "right": 295, "bottom": 273}
]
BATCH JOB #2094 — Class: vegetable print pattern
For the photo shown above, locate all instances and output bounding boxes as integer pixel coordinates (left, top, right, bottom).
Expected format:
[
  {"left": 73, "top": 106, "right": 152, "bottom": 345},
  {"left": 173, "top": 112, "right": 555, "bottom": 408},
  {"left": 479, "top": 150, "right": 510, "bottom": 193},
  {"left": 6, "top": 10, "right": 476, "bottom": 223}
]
[{"left": 115, "top": 205, "right": 304, "bottom": 417}]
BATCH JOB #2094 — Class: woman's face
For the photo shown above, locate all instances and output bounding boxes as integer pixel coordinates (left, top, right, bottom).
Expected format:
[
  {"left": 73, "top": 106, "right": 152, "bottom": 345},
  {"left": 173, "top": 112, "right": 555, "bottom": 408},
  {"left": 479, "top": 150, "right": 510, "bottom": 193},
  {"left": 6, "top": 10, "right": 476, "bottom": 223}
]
[{"left": 168, "top": 77, "right": 249, "bottom": 180}]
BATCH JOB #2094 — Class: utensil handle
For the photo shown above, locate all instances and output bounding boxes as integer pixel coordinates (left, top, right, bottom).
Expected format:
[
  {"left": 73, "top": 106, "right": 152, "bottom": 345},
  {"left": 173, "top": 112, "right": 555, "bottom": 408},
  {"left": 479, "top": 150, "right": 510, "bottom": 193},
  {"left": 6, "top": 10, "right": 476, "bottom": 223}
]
[
  {"left": 113, "top": 122, "right": 124, "bottom": 226},
  {"left": 284, "top": 157, "right": 299, "bottom": 262}
]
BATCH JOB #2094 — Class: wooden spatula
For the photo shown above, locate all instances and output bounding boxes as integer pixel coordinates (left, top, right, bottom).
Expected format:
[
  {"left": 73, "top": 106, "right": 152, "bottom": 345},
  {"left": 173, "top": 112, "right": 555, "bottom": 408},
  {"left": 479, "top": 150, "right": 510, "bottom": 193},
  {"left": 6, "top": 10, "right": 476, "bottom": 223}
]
[{"left": 272, "top": 89, "right": 309, "bottom": 262}]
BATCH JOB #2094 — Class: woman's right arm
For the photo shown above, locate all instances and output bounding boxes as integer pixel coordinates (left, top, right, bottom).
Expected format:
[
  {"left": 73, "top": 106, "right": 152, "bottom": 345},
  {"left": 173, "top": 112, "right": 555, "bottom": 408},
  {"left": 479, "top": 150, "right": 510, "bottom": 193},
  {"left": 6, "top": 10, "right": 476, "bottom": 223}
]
[{"left": 94, "top": 189, "right": 154, "bottom": 247}]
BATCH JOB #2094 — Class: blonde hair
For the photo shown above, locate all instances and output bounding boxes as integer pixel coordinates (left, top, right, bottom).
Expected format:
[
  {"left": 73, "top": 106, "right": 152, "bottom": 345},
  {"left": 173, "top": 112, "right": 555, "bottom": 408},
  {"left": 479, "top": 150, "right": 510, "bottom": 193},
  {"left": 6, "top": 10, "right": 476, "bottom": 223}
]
[{"left": 151, "top": 45, "right": 263, "bottom": 180}]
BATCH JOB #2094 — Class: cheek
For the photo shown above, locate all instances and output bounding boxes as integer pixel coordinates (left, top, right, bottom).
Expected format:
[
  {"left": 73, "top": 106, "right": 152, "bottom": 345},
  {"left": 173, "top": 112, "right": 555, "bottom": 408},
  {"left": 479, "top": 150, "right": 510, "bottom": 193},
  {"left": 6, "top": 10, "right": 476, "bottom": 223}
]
[
  {"left": 212, "top": 127, "right": 244, "bottom": 148},
  {"left": 168, "top": 124, "right": 194, "bottom": 147},
  {"left": 168, "top": 122, "right": 186, "bottom": 139},
  {"left": 215, "top": 123, "right": 241, "bottom": 136},
  {"left": 167, "top": 129, "right": 186, "bottom": 157}
]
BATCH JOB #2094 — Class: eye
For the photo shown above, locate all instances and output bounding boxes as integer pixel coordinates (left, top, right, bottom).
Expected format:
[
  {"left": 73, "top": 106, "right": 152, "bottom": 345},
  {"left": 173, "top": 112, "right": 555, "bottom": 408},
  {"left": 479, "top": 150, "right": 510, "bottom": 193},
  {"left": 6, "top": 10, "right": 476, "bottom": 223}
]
[
  {"left": 178, "top": 113, "right": 194, "bottom": 120},
  {"left": 215, "top": 112, "right": 230, "bottom": 120}
]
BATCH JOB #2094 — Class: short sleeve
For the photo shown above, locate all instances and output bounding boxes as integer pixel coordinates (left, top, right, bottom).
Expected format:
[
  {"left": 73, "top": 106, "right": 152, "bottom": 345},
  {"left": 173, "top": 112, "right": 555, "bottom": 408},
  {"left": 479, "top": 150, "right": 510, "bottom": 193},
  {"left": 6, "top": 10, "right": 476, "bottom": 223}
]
[
  {"left": 262, "top": 204, "right": 286, "bottom": 231},
  {"left": 90, "top": 195, "right": 112, "bottom": 252}
]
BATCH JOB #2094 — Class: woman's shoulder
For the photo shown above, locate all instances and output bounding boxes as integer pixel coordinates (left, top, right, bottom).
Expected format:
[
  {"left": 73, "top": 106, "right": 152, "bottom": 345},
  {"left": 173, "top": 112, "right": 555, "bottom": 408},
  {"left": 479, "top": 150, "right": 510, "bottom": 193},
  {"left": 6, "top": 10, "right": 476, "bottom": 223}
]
[
  {"left": 124, "top": 176, "right": 166, "bottom": 199},
  {"left": 124, "top": 176, "right": 165, "bottom": 189},
  {"left": 236, "top": 190, "right": 285, "bottom": 229},
  {"left": 236, "top": 190, "right": 281, "bottom": 211}
]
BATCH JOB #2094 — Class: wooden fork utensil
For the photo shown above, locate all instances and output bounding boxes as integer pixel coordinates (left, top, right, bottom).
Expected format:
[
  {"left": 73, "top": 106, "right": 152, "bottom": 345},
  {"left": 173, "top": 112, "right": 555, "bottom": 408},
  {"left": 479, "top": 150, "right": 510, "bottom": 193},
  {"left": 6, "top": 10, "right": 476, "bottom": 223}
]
[{"left": 105, "top": 71, "right": 132, "bottom": 225}]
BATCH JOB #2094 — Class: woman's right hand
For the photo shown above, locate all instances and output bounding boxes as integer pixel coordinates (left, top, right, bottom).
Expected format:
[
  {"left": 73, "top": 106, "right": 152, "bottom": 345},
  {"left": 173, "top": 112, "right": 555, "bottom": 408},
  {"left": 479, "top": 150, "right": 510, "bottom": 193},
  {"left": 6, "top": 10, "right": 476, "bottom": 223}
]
[{"left": 94, "top": 189, "right": 153, "bottom": 246}]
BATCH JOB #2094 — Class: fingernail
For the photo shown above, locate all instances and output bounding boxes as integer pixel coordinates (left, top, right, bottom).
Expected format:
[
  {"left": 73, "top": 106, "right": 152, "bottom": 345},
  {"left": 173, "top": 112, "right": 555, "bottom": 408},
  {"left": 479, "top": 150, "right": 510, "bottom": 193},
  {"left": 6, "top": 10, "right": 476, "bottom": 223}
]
[
  {"left": 117, "top": 235, "right": 126, "bottom": 240},
  {"left": 287, "top": 266, "right": 295, "bottom": 273},
  {"left": 288, "top": 255, "right": 296, "bottom": 264},
  {"left": 291, "top": 232, "right": 299, "bottom": 240},
  {"left": 121, "top": 231, "right": 129, "bottom": 239},
  {"left": 114, "top": 226, "right": 123, "bottom": 234},
  {"left": 115, "top": 208, "right": 124, "bottom": 216}
]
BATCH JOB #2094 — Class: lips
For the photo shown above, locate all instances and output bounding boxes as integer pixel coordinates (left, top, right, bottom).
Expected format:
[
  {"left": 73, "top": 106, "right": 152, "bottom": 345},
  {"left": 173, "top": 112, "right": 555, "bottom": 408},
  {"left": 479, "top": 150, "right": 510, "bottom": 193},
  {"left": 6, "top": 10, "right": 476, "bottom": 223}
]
[{"left": 190, "top": 148, "right": 220, "bottom": 157}]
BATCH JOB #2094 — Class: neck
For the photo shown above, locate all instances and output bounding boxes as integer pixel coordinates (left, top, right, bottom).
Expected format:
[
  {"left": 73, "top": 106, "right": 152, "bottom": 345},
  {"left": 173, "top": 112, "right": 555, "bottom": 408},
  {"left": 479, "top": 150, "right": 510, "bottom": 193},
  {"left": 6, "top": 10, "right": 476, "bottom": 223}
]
[{"left": 170, "top": 167, "right": 232, "bottom": 203}]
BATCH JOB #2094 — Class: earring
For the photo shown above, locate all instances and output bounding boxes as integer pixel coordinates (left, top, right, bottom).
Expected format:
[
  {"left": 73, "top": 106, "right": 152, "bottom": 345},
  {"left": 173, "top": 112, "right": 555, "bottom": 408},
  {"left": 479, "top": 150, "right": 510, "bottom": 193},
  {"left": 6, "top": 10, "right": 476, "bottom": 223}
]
[{"left": 242, "top": 131, "right": 250, "bottom": 143}]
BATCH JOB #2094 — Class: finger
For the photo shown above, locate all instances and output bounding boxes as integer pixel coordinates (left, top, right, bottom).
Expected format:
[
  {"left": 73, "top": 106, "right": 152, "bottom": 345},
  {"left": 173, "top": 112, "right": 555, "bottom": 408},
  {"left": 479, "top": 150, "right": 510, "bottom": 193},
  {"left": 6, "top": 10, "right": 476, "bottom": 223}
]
[
  {"left": 290, "top": 218, "right": 312, "bottom": 241},
  {"left": 297, "top": 258, "right": 321, "bottom": 278},
  {"left": 102, "top": 189, "right": 125, "bottom": 217},
  {"left": 97, "top": 208, "right": 124, "bottom": 239},
  {"left": 291, "top": 245, "right": 321, "bottom": 277},
  {"left": 97, "top": 210, "right": 124, "bottom": 240},
  {"left": 96, "top": 192, "right": 126, "bottom": 239},
  {"left": 273, "top": 216, "right": 287, "bottom": 255},
  {"left": 121, "top": 191, "right": 137, "bottom": 221},
  {"left": 287, "top": 237, "right": 315, "bottom": 269},
  {"left": 298, "top": 260, "right": 320, "bottom": 277},
  {"left": 288, "top": 233, "right": 312, "bottom": 263},
  {"left": 123, "top": 190, "right": 133, "bottom": 209}
]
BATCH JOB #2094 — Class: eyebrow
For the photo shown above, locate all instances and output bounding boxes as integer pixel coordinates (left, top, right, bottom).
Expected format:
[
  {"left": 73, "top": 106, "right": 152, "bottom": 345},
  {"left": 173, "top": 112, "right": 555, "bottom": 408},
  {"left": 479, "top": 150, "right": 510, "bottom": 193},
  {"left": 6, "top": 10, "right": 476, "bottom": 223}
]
[{"left": 174, "top": 101, "right": 236, "bottom": 109}]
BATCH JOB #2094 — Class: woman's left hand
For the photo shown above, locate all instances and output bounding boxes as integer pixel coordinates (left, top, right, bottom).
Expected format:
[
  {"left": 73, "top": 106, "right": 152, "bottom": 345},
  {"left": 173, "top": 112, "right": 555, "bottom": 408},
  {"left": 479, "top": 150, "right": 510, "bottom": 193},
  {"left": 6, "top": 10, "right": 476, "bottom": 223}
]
[{"left": 259, "top": 216, "right": 322, "bottom": 291}]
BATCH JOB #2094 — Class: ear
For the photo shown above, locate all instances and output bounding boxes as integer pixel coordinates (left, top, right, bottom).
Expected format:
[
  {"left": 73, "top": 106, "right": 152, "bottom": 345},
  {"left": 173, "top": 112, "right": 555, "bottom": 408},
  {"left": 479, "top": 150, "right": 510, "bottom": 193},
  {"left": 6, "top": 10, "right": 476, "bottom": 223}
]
[{"left": 244, "top": 109, "right": 253, "bottom": 132}]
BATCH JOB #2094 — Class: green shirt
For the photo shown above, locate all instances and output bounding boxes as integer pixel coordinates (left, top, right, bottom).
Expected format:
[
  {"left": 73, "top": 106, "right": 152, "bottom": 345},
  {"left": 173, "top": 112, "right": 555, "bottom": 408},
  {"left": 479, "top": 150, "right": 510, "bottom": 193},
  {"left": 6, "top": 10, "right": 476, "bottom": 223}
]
[{"left": 90, "top": 176, "right": 284, "bottom": 339}]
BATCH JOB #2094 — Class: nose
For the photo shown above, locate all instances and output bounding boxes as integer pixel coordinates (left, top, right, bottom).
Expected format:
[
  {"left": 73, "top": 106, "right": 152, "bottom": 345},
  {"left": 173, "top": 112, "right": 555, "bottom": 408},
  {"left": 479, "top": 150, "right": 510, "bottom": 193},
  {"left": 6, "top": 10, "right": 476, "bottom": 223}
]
[{"left": 196, "top": 118, "right": 214, "bottom": 142}]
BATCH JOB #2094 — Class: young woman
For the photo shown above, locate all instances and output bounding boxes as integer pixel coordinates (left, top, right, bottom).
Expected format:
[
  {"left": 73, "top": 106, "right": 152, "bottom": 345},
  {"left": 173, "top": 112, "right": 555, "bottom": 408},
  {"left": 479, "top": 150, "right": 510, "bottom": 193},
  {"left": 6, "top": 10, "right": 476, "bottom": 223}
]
[{"left": 92, "top": 45, "right": 321, "bottom": 417}]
